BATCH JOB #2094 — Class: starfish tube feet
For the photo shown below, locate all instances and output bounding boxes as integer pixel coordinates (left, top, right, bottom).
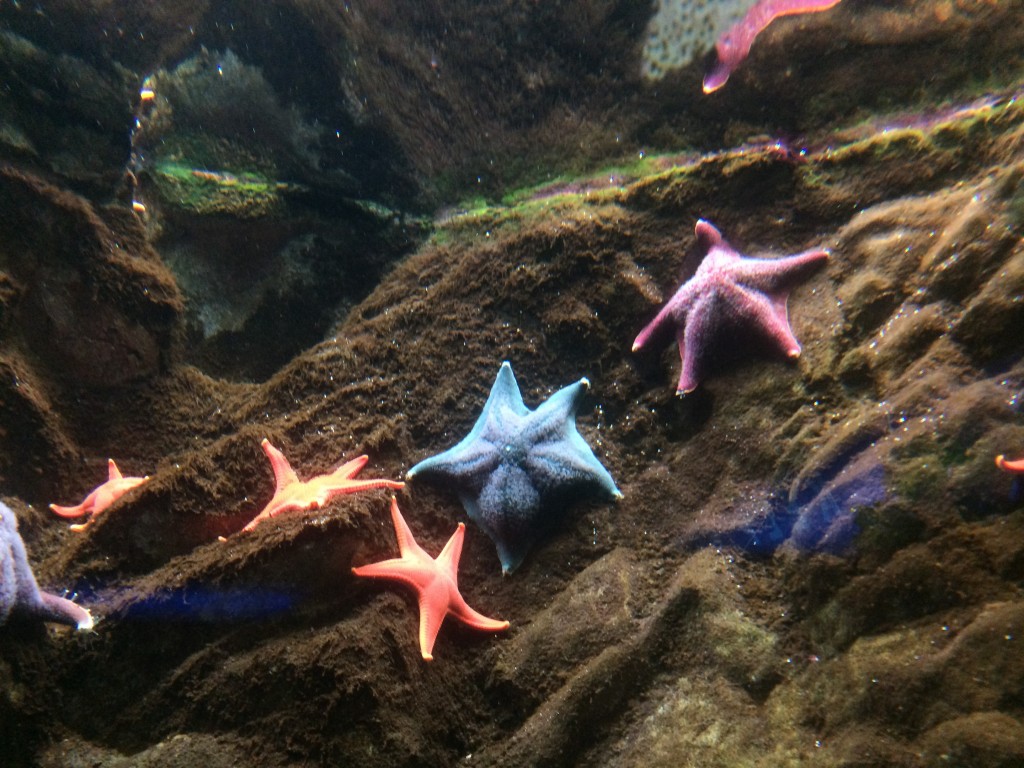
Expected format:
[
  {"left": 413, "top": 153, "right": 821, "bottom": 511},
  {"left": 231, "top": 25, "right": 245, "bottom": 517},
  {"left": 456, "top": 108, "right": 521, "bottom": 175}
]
[{"left": 352, "top": 497, "right": 508, "bottom": 660}]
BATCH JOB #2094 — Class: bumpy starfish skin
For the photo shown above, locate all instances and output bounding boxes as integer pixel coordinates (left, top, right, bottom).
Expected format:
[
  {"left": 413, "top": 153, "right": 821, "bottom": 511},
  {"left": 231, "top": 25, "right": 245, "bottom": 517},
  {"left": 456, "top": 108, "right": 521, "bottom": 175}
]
[
  {"left": 996, "top": 455, "right": 1024, "bottom": 473},
  {"left": 408, "top": 362, "right": 622, "bottom": 575},
  {"left": 1, "top": 502, "right": 93, "bottom": 630},
  {"left": 50, "top": 459, "right": 149, "bottom": 532},
  {"left": 231, "top": 439, "right": 404, "bottom": 535},
  {"left": 352, "top": 497, "right": 509, "bottom": 660},
  {"left": 704, "top": 0, "right": 844, "bottom": 93},
  {"left": 633, "top": 219, "right": 828, "bottom": 394}
]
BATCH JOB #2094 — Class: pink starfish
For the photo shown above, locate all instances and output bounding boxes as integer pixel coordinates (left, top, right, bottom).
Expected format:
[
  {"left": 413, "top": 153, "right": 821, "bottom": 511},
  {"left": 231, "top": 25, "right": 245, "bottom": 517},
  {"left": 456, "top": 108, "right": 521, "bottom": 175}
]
[
  {"left": 50, "top": 459, "right": 150, "bottom": 532},
  {"left": 633, "top": 219, "right": 828, "bottom": 394},
  {"left": 352, "top": 497, "right": 509, "bottom": 661},
  {"left": 703, "top": 0, "right": 844, "bottom": 93},
  {"left": 228, "top": 438, "right": 405, "bottom": 536}
]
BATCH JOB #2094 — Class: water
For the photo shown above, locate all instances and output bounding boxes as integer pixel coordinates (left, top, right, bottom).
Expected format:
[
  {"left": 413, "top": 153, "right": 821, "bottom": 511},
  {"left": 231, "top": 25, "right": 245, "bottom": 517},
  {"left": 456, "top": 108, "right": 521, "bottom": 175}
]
[{"left": 1, "top": 1, "right": 1022, "bottom": 766}]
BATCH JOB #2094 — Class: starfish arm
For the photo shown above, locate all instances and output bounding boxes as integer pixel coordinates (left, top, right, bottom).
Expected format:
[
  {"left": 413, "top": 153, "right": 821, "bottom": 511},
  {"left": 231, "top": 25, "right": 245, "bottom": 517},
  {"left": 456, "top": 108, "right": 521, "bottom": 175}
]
[
  {"left": 2, "top": 504, "right": 94, "bottom": 630},
  {"left": 312, "top": 470, "right": 405, "bottom": 504},
  {"left": 633, "top": 298, "right": 681, "bottom": 353},
  {"left": 702, "top": 60, "right": 734, "bottom": 95},
  {"left": 49, "top": 498, "right": 93, "bottom": 518},
  {"left": 334, "top": 479, "right": 406, "bottom": 494},
  {"left": 435, "top": 522, "right": 466, "bottom": 578},
  {"left": 54, "top": 473, "right": 150, "bottom": 523},
  {"left": 527, "top": 436, "right": 621, "bottom": 499},
  {"left": 387, "top": 498, "right": 432, "bottom": 561},
  {"left": 729, "top": 249, "right": 829, "bottom": 294},
  {"left": 411, "top": 364, "right": 528, "bottom": 483},
  {"left": 475, "top": 468, "right": 543, "bottom": 575},
  {"left": 107, "top": 459, "right": 123, "bottom": 482},
  {"left": 996, "top": 455, "right": 1024, "bottom": 473},
  {"left": 417, "top": 582, "right": 451, "bottom": 661},
  {"left": 239, "top": 511, "right": 272, "bottom": 534},
  {"left": 415, "top": 579, "right": 510, "bottom": 661},
  {"left": 531, "top": 378, "right": 588, "bottom": 425},
  {"left": 261, "top": 439, "right": 301, "bottom": 491},
  {"left": 352, "top": 556, "right": 449, "bottom": 661},
  {"left": 695, "top": 219, "right": 724, "bottom": 250},
  {"left": 704, "top": 0, "right": 843, "bottom": 93},
  {"left": 728, "top": 282, "right": 803, "bottom": 357},
  {"left": 238, "top": 496, "right": 296, "bottom": 533},
  {"left": 519, "top": 379, "right": 588, "bottom": 453},
  {"left": 678, "top": 293, "right": 716, "bottom": 394},
  {"left": 755, "top": 0, "right": 844, "bottom": 24},
  {"left": 408, "top": 439, "right": 501, "bottom": 486},
  {"left": 446, "top": 592, "right": 510, "bottom": 634},
  {"left": 486, "top": 362, "right": 530, "bottom": 419},
  {"left": 495, "top": 542, "right": 526, "bottom": 576},
  {"left": 521, "top": 379, "right": 620, "bottom": 497},
  {"left": 332, "top": 454, "right": 370, "bottom": 479},
  {"left": 351, "top": 557, "right": 430, "bottom": 587},
  {"left": 35, "top": 591, "right": 94, "bottom": 630}
]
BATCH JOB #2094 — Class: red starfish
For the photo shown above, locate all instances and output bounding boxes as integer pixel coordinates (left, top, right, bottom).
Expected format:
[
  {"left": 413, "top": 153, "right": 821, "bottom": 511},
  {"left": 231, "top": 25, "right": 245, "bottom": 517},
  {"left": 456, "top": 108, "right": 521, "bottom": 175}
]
[
  {"left": 352, "top": 497, "right": 510, "bottom": 661},
  {"left": 996, "top": 455, "right": 1024, "bottom": 474},
  {"left": 633, "top": 219, "right": 828, "bottom": 394},
  {"left": 50, "top": 459, "right": 150, "bottom": 532},
  {"left": 230, "top": 438, "right": 405, "bottom": 536}
]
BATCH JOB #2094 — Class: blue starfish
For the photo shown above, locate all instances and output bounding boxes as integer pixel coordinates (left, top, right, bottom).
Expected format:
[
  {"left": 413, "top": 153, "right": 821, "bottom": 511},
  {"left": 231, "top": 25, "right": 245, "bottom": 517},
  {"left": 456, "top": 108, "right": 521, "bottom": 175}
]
[
  {"left": 408, "top": 362, "right": 622, "bottom": 575},
  {"left": 1, "top": 502, "right": 93, "bottom": 630}
]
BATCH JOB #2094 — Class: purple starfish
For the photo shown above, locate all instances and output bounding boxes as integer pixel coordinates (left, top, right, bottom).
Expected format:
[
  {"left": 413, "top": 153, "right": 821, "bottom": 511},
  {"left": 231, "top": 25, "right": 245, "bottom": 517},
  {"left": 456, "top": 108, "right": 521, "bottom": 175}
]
[
  {"left": 632, "top": 219, "right": 828, "bottom": 394},
  {"left": 703, "top": 0, "right": 844, "bottom": 93},
  {"left": 1, "top": 502, "right": 93, "bottom": 630}
]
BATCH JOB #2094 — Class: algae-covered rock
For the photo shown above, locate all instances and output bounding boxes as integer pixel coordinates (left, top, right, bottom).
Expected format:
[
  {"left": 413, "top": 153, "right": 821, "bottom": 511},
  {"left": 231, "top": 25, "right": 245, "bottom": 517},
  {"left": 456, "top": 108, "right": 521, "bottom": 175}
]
[{"left": 917, "top": 711, "right": 1024, "bottom": 768}]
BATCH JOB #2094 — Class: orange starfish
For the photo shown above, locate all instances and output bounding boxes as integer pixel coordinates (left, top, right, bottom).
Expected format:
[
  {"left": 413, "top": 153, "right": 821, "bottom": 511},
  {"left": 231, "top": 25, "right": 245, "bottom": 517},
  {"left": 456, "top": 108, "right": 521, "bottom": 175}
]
[
  {"left": 50, "top": 459, "right": 150, "bottom": 532},
  {"left": 352, "top": 497, "right": 510, "bottom": 661},
  {"left": 996, "top": 454, "right": 1024, "bottom": 473},
  {"left": 230, "top": 438, "right": 405, "bottom": 536}
]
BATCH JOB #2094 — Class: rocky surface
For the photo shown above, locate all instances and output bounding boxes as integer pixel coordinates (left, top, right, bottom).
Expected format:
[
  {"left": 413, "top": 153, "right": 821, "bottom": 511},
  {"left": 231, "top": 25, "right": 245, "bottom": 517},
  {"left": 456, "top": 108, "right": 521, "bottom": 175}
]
[{"left": 1, "top": 1, "right": 1023, "bottom": 766}]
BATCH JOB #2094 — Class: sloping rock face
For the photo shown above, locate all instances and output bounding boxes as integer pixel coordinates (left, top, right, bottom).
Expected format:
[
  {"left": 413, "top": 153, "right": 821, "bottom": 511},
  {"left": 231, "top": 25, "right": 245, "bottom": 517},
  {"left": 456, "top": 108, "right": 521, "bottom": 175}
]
[{"left": 1, "top": 1, "right": 1024, "bottom": 767}]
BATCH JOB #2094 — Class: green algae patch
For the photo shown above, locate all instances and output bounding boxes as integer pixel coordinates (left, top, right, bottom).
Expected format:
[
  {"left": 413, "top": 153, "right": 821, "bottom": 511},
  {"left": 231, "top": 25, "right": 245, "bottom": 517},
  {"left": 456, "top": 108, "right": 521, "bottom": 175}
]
[
  {"left": 432, "top": 190, "right": 625, "bottom": 245},
  {"left": 433, "top": 142, "right": 794, "bottom": 243},
  {"left": 150, "top": 160, "right": 291, "bottom": 218},
  {"left": 798, "top": 92, "right": 1024, "bottom": 204},
  {"left": 140, "top": 131, "right": 301, "bottom": 219},
  {"left": 432, "top": 89, "right": 1024, "bottom": 256}
]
